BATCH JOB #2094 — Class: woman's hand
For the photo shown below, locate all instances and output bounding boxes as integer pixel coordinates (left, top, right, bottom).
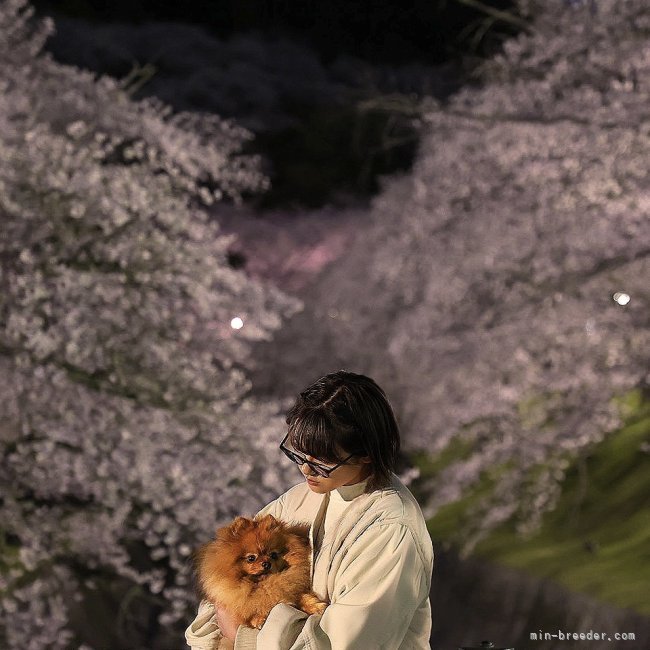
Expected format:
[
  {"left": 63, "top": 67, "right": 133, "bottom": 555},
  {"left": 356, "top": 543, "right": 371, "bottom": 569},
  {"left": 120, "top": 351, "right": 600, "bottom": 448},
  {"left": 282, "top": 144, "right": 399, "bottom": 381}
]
[{"left": 214, "top": 602, "right": 241, "bottom": 642}]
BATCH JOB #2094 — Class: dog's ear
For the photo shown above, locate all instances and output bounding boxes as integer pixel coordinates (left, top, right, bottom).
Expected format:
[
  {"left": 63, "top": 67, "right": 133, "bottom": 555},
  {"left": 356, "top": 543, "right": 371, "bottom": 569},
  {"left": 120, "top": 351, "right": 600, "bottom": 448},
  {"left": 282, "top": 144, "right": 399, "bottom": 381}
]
[
  {"left": 228, "top": 516, "right": 254, "bottom": 536},
  {"left": 213, "top": 516, "right": 251, "bottom": 542},
  {"left": 255, "top": 514, "right": 280, "bottom": 530},
  {"left": 255, "top": 515, "right": 280, "bottom": 527}
]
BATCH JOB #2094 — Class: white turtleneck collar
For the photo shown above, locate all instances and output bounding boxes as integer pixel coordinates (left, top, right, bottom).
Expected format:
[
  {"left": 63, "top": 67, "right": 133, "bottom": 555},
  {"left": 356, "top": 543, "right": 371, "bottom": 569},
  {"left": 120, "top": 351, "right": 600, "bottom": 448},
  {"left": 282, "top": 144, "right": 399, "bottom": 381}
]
[{"left": 332, "top": 476, "right": 370, "bottom": 502}]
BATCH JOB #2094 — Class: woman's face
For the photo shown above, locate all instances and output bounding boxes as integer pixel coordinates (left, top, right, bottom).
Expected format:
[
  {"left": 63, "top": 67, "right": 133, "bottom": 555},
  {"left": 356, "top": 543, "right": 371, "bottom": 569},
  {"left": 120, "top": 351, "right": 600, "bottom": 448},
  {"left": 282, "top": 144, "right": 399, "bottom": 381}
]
[{"left": 299, "top": 444, "right": 372, "bottom": 493}]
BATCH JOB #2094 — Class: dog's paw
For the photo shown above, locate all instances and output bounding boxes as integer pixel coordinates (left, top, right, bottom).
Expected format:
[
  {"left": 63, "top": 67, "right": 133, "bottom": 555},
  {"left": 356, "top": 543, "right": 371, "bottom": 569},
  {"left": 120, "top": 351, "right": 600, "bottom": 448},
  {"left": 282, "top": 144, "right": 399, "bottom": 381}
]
[
  {"left": 311, "top": 600, "right": 328, "bottom": 615},
  {"left": 300, "top": 592, "right": 329, "bottom": 615},
  {"left": 249, "top": 614, "right": 267, "bottom": 629}
]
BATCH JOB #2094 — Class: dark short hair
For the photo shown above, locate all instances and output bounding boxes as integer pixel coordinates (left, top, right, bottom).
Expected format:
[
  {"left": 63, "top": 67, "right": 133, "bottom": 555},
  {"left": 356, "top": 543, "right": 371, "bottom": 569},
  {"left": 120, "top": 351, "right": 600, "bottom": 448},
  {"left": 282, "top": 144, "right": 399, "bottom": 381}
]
[{"left": 285, "top": 370, "right": 400, "bottom": 491}]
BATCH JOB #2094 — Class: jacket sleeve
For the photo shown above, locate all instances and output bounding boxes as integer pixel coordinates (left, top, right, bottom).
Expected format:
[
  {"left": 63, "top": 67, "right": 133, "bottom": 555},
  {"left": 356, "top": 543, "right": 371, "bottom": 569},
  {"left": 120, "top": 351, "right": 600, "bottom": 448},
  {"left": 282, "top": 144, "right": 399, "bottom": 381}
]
[
  {"left": 185, "top": 493, "right": 287, "bottom": 649},
  {"left": 253, "top": 492, "right": 286, "bottom": 520},
  {"left": 235, "top": 522, "right": 430, "bottom": 650}
]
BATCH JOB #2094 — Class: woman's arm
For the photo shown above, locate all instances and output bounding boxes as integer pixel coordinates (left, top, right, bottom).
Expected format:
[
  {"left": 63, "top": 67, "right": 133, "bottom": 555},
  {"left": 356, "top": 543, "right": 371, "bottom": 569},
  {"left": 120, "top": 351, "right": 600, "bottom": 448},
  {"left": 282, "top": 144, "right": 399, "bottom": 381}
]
[
  {"left": 185, "top": 599, "right": 233, "bottom": 650},
  {"left": 234, "top": 522, "right": 430, "bottom": 650}
]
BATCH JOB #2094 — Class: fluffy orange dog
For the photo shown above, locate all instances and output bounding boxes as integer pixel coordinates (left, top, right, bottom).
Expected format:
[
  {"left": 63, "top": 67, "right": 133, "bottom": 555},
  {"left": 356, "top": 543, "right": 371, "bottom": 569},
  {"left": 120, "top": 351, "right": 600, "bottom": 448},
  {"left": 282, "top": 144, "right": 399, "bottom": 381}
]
[{"left": 194, "top": 514, "right": 328, "bottom": 630}]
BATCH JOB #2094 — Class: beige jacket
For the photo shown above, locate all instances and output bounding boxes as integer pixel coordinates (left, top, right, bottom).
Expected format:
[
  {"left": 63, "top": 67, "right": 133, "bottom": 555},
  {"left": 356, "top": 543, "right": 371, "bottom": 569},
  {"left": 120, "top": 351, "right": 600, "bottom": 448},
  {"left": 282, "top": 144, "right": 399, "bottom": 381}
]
[{"left": 185, "top": 473, "right": 434, "bottom": 649}]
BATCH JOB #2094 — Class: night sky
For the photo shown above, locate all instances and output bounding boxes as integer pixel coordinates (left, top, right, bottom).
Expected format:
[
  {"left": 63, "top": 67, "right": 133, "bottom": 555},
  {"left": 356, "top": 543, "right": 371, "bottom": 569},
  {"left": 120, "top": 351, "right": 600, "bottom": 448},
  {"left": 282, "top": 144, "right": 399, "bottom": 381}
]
[
  {"left": 32, "top": 0, "right": 520, "bottom": 66},
  {"left": 30, "top": 0, "right": 523, "bottom": 210}
]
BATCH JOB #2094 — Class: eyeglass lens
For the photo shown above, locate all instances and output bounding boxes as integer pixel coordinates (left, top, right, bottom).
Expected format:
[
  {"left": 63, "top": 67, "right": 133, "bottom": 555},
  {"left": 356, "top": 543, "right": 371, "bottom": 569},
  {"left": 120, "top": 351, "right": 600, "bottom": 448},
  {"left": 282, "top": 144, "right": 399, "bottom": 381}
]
[
  {"left": 291, "top": 451, "right": 330, "bottom": 476},
  {"left": 283, "top": 447, "right": 332, "bottom": 476}
]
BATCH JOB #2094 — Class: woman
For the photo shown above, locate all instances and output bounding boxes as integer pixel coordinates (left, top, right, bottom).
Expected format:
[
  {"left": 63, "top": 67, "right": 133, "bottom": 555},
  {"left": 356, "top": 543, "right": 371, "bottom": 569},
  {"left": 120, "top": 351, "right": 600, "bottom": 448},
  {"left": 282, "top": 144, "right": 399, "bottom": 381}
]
[{"left": 185, "top": 370, "right": 434, "bottom": 649}]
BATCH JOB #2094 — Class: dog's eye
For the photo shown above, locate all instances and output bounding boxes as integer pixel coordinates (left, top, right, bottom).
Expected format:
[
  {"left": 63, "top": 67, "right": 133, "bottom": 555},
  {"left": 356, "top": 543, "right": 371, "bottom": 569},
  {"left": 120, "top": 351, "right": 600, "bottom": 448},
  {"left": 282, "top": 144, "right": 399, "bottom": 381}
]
[
  {"left": 246, "top": 555, "right": 256, "bottom": 563},
  {"left": 270, "top": 552, "right": 279, "bottom": 560}
]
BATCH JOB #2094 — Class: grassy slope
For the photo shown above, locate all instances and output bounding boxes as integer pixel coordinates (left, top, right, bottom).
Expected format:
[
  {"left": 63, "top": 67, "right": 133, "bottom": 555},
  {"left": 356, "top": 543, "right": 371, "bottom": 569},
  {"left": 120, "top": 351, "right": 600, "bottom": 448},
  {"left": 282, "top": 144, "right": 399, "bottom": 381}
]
[{"left": 412, "top": 389, "right": 650, "bottom": 615}]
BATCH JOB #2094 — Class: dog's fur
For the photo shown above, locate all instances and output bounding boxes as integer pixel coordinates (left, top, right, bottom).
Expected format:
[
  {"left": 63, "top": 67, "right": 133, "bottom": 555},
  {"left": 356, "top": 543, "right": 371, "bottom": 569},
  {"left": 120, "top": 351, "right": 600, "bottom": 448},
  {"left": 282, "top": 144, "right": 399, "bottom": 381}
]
[{"left": 193, "top": 514, "right": 328, "bottom": 629}]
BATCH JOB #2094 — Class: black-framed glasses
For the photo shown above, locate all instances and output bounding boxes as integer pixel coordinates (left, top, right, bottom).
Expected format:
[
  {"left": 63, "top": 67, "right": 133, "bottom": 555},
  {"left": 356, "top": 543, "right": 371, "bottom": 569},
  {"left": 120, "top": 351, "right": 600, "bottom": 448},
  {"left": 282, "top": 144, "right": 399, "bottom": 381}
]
[{"left": 279, "top": 433, "right": 355, "bottom": 478}]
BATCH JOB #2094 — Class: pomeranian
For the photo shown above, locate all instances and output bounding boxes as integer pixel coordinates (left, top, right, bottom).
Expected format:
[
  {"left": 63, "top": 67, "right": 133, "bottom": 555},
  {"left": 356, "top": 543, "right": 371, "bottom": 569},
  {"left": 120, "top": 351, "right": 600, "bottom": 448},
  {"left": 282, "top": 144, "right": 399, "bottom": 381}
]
[{"left": 193, "top": 514, "right": 328, "bottom": 630}]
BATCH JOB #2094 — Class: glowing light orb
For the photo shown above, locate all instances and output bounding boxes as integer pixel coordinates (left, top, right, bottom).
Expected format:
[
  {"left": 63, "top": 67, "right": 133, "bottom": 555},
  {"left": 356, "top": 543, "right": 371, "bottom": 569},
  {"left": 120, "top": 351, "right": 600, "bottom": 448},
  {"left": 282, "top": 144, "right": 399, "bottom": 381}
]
[
  {"left": 230, "top": 317, "right": 244, "bottom": 329},
  {"left": 613, "top": 292, "right": 630, "bottom": 306}
]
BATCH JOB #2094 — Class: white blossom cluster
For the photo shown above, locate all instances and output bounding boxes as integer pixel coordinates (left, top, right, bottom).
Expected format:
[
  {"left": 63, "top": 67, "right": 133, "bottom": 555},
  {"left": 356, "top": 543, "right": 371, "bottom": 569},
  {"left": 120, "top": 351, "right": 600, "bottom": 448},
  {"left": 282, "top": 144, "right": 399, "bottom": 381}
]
[
  {"left": 0, "top": 1, "right": 302, "bottom": 647},
  {"left": 316, "top": 0, "right": 649, "bottom": 551}
]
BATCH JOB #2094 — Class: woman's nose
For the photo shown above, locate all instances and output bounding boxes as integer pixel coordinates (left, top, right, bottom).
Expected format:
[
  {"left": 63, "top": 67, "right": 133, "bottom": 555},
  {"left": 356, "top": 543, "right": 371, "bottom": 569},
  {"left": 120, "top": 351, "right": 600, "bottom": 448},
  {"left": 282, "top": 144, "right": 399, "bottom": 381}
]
[{"left": 301, "top": 462, "right": 317, "bottom": 476}]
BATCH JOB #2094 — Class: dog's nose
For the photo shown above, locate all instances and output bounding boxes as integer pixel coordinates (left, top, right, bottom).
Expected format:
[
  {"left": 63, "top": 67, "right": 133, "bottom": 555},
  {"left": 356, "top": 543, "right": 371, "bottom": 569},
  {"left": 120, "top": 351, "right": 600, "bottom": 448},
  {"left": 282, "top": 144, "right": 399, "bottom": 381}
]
[{"left": 262, "top": 561, "right": 271, "bottom": 570}]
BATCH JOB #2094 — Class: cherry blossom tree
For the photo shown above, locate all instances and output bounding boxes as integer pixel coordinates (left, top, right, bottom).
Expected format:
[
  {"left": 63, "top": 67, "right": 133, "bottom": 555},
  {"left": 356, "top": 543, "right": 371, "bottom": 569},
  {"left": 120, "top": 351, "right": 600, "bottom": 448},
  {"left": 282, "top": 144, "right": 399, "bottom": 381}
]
[
  {"left": 0, "top": 1, "right": 301, "bottom": 647},
  {"left": 312, "top": 0, "right": 650, "bottom": 551}
]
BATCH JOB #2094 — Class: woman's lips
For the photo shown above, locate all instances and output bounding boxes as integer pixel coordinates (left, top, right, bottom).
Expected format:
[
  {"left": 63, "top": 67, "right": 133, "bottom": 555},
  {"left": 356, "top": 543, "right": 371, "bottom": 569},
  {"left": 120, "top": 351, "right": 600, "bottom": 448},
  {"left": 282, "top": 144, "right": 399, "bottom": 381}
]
[{"left": 305, "top": 477, "right": 319, "bottom": 485}]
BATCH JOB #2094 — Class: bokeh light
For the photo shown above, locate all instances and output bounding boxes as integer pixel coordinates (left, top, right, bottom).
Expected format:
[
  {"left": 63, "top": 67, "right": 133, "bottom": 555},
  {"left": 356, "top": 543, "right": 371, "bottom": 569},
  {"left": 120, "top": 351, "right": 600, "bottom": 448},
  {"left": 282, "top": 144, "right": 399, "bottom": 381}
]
[{"left": 613, "top": 292, "right": 631, "bottom": 306}]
